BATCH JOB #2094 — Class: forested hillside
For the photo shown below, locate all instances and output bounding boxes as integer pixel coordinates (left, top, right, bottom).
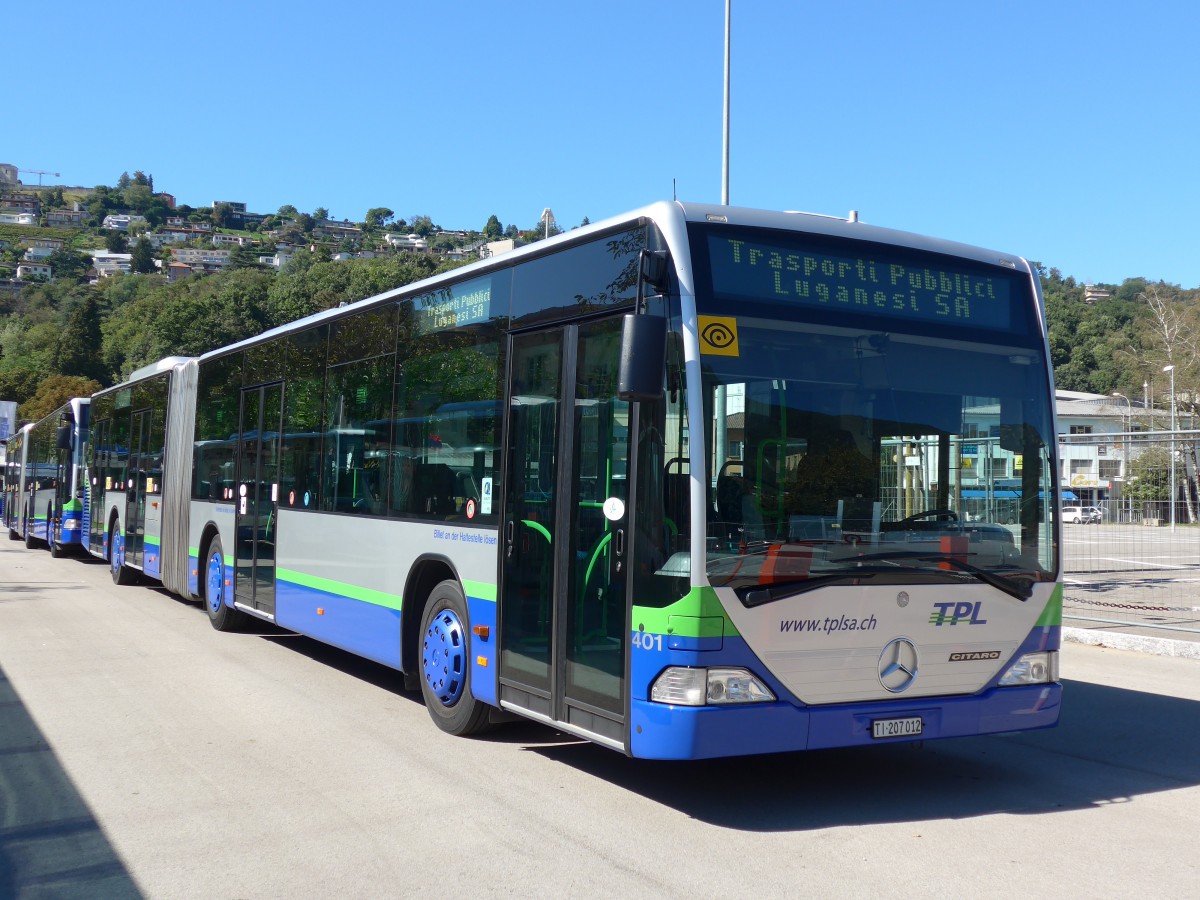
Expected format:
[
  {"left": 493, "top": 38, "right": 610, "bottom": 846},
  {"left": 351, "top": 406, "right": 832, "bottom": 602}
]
[
  {"left": 1041, "top": 267, "right": 1200, "bottom": 407},
  {"left": 0, "top": 251, "right": 459, "bottom": 421}
]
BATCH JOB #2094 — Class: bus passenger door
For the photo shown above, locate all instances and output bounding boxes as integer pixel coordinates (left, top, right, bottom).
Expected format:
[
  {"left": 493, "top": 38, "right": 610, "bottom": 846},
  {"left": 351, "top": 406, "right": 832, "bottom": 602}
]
[
  {"left": 126, "top": 409, "right": 151, "bottom": 566},
  {"left": 499, "top": 318, "right": 634, "bottom": 750},
  {"left": 234, "top": 383, "right": 282, "bottom": 618}
]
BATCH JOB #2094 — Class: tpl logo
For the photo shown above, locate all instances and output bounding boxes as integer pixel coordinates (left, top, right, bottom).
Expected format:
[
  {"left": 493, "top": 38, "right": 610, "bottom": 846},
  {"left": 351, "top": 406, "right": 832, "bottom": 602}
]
[{"left": 930, "top": 601, "right": 988, "bottom": 626}]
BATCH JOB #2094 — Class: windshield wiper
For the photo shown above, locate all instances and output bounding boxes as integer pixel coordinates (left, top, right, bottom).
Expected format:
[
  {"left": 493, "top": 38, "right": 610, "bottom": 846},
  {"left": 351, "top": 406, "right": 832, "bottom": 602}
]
[
  {"left": 737, "top": 567, "right": 893, "bottom": 607},
  {"left": 843, "top": 550, "right": 1033, "bottom": 601}
]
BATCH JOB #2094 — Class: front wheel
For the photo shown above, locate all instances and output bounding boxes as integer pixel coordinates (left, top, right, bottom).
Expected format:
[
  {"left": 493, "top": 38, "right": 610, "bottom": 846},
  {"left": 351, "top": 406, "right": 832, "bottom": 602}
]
[
  {"left": 48, "top": 503, "right": 64, "bottom": 557},
  {"left": 419, "top": 579, "right": 490, "bottom": 736},
  {"left": 204, "top": 536, "right": 245, "bottom": 631}
]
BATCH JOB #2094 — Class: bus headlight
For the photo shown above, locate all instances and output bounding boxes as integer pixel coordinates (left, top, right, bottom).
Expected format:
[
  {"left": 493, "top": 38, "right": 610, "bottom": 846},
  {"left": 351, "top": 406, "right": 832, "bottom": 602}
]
[
  {"left": 650, "top": 667, "right": 776, "bottom": 706},
  {"left": 998, "top": 651, "right": 1059, "bottom": 686}
]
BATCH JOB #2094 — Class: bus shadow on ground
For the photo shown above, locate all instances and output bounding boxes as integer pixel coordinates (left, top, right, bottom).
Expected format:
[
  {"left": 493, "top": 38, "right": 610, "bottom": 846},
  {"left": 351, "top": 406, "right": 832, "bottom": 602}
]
[
  {"left": 0, "top": 662, "right": 143, "bottom": 899},
  {"left": 254, "top": 629, "right": 580, "bottom": 746},
  {"left": 530, "top": 678, "right": 1200, "bottom": 831}
]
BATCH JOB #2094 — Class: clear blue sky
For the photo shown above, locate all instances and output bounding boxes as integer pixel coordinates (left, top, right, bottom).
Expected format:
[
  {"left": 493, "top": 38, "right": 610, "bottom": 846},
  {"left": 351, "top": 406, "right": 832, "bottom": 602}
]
[{"left": 13, "top": 1, "right": 1200, "bottom": 287}]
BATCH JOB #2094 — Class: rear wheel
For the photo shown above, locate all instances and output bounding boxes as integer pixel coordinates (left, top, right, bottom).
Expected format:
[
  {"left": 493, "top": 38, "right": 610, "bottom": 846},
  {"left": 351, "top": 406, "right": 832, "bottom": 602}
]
[
  {"left": 24, "top": 508, "right": 38, "bottom": 549},
  {"left": 204, "top": 536, "right": 246, "bottom": 631},
  {"left": 419, "top": 579, "right": 490, "bottom": 736},
  {"left": 110, "top": 521, "right": 137, "bottom": 585}
]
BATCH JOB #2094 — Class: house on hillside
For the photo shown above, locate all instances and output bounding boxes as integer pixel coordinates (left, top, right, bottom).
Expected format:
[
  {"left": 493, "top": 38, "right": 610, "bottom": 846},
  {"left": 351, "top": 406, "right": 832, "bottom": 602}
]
[
  {"left": 383, "top": 233, "right": 428, "bottom": 252},
  {"left": 102, "top": 214, "right": 147, "bottom": 231},
  {"left": 22, "top": 236, "right": 65, "bottom": 251},
  {"left": 47, "top": 208, "right": 86, "bottom": 227},
  {"left": 16, "top": 262, "right": 52, "bottom": 280}
]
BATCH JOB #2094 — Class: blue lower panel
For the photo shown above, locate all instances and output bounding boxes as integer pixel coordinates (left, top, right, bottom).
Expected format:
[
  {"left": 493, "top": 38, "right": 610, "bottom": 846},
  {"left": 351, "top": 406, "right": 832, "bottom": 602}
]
[
  {"left": 187, "top": 555, "right": 199, "bottom": 597},
  {"left": 144, "top": 540, "right": 161, "bottom": 579},
  {"left": 276, "top": 580, "right": 402, "bottom": 669},
  {"left": 629, "top": 682, "right": 1061, "bottom": 760},
  {"left": 466, "top": 597, "right": 498, "bottom": 706},
  {"left": 57, "top": 511, "right": 85, "bottom": 546}
]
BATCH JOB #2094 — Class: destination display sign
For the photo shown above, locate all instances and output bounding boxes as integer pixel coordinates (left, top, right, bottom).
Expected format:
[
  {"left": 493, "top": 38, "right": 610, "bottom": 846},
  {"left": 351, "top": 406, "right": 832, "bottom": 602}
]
[
  {"left": 708, "top": 233, "right": 1014, "bottom": 331},
  {"left": 415, "top": 275, "right": 492, "bottom": 333}
]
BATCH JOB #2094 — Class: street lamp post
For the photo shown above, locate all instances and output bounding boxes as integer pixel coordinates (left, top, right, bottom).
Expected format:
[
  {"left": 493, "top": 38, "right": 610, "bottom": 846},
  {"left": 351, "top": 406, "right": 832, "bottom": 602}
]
[
  {"left": 1164, "top": 365, "right": 1176, "bottom": 531},
  {"left": 1113, "top": 392, "right": 1131, "bottom": 523}
]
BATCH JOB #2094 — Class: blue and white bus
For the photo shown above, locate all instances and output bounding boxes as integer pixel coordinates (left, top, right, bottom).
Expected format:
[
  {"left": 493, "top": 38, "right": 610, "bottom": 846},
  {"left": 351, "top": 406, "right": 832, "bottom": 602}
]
[
  {"left": 4, "top": 398, "right": 90, "bottom": 555},
  {"left": 81, "top": 202, "right": 1062, "bottom": 759}
]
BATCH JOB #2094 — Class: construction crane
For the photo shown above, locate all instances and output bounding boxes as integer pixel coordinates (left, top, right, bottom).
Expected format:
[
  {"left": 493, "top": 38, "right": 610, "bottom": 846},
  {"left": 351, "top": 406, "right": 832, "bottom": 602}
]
[{"left": 18, "top": 168, "right": 61, "bottom": 186}]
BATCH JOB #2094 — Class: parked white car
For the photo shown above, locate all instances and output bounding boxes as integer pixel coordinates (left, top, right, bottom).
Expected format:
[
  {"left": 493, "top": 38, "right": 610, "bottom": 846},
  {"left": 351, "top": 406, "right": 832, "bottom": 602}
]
[{"left": 1062, "top": 506, "right": 1102, "bottom": 524}]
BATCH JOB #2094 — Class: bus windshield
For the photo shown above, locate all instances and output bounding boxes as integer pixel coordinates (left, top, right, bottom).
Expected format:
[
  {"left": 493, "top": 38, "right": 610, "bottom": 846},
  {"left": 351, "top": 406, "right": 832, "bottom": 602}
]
[{"left": 692, "top": 226, "right": 1057, "bottom": 602}]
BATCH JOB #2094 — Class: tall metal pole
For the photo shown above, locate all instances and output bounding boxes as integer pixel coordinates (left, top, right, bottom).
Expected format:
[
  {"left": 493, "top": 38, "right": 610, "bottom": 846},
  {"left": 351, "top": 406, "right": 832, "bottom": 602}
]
[
  {"left": 714, "top": 0, "right": 732, "bottom": 484},
  {"left": 1113, "top": 392, "right": 1130, "bottom": 523},
  {"left": 722, "top": 0, "right": 731, "bottom": 206},
  {"left": 1165, "top": 365, "right": 1176, "bottom": 531}
]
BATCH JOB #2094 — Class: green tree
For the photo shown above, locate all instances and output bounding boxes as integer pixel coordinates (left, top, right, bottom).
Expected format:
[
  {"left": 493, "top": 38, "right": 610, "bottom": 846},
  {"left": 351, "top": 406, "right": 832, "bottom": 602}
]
[
  {"left": 123, "top": 183, "right": 153, "bottom": 213},
  {"left": 277, "top": 204, "right": 298, "bottom": 218},
  {"left": 130, "top": 237, "right": 156, "bottom": 274},
  {"left": 105, "top": 230, "right": 129, "bottom": 253},
  {"left": 1125, "top": 446, "right": 1170, "bottom": 502},
  {"left": 313, "top": 206, "right": 329, "bottom": 221},
  {"left": 409, "top": 215, "right": 434, "bottom": 237},
  {"left": 55, "top": 291, "right": 108, "bottom": 384},
  {"left": 365, "top": 207, "right": 394, "bottom": 229},
  {"left": 483, "top": 215, "right": 503, "bottom": 239},
  {"left": 0, "top": 367, "right": 41, "bottom": 410},
  {"left": 42, "top": 249, "right": 92, "bottom": 285},
  {"left": 229, "top": 244, "right": 264, "bottom": 270},
  {"left": 18, "top": 374, "right": 103, "bottom": 423},
  {"left": 151, "top": 268, "right": 275, "bottom": 357},
  {"left": 211, "top": 202, "right": 233, "bottom": 228},
  {"left": 117, "top": 171, "right": 131, "bottom": 190}
]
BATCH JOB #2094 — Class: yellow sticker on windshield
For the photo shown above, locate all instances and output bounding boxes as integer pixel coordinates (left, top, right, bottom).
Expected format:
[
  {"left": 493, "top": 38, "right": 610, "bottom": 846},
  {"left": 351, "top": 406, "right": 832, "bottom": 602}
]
[{"left": 698, "top": 315, "right": 740, "bottom": 356}]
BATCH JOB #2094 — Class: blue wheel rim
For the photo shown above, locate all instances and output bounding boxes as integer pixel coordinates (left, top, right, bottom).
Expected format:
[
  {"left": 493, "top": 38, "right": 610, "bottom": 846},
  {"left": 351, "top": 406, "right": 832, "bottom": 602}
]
[
  {"left": 422, "top": 608, "right": 466, "bottom": 706},
  {"left": 111, "top": 531, "right": 124, "bottom": 576},
  {"left": 206, "top": 550, "right": 224, "bottom": 614}
]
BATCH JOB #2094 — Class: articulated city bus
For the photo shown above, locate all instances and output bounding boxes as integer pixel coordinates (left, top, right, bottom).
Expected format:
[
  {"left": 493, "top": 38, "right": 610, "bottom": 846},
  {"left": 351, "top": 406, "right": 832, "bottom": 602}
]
[
  {"left": 4, "top": 398, "right": 90, "bottom": 555},
  {"left": 79, "top": 201, "right": 1061, "bottom": 759}
]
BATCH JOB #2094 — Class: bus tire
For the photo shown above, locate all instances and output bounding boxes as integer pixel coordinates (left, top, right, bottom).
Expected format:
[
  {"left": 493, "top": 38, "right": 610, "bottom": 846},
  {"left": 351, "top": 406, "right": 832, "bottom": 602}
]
[
  {"left": 47, "top": 503, "right": 62, "bottom": 557},
  {"left": 419, "top": 579, "right": 490, "bottom": 737},
  {"left": 24, "top": 508, "right": 38, "bottom": 549},
  {"left": 110, "top": 521, "right": 137, "bottom": 585},
  {"left": 203, "top": 536, "right": 245, "bottom": 632}
]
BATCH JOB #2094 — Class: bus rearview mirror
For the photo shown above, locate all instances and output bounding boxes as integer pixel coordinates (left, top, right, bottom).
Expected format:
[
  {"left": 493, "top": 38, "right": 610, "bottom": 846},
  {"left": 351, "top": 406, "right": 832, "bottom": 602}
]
[{"left": 617, "top": 314, "right": 666, "bottom": 402}]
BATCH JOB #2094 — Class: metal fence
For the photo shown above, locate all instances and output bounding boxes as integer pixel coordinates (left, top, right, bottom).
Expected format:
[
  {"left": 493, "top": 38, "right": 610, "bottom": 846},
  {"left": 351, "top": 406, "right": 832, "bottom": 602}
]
[{"left": 1060, "top": 430, "right": 1200, "bottom": 634}]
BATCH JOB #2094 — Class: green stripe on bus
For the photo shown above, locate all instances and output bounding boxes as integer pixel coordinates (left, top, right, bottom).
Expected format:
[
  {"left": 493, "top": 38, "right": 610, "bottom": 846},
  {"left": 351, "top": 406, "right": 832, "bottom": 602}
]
[
  {"left": 276, "top": 567, "right": 403, "bottom": 610},
  {"left": 464, "top": 580, "right": 496, "bottom": 602},
  {"left": 632, "top": 587, "right": 740, "bottom": 638},
  {"left": 145, "top": 535, "right": 161, "bottom": 547},
  {"left": 1035, "top": 583, "right": 1064, "bottom": 628}
]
